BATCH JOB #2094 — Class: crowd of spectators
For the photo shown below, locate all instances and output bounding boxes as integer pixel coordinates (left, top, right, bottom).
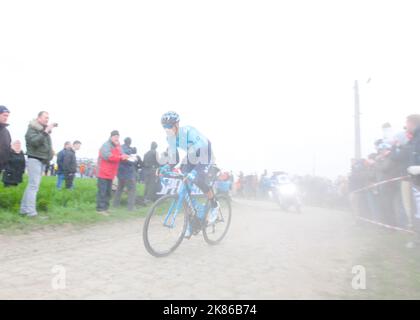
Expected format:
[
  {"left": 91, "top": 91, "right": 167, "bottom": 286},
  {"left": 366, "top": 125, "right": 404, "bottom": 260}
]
[
  {"left": 348, "top": 115, "right": 420, "bottom": 234},
  {"left": 0, "top": 107, "right": 163, "bottom": 216},
  {"left": 3, "top": 105, "right": 420, "bottom": 235}
]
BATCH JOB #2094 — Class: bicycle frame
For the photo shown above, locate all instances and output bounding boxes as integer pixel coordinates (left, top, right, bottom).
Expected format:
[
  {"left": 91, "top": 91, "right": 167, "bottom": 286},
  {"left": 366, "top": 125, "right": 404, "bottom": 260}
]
[
  {"left": 161, "top": 167, "right": 220, "bottom": 229},
  {"left": 162, "top": 179, "right": 203, "bottom": 228}
]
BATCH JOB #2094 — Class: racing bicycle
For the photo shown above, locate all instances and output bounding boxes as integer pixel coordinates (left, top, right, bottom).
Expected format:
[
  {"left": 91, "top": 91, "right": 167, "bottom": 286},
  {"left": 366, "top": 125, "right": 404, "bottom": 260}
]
[{"left": 143, "top": 166, "right": 232, "bottom": 257}]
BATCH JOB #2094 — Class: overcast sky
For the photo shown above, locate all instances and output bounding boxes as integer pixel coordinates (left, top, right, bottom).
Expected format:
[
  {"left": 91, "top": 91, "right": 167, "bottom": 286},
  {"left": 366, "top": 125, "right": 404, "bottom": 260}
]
[{"left": 1, "top": 0, "right": 420, "bottom": 178}]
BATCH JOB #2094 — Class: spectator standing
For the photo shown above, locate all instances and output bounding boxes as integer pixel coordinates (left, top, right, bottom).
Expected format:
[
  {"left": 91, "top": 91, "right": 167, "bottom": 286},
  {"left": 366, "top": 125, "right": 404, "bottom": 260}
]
[
  {"left": 49, "top": 163, "right": 55, "bottom": 176},
  {"left": 143, "top": 141, "right": 160, "bottom": 203},
  {"left": 56, "top": 141, "right": 71, "bottom": 189},
  {"left": 96, "top": 131, "right": 129, "bottom": 215},
  {"left": 388, "top": 131, "right": 412, "bottom": 227},
  {"left": 86, "top": 162, "right": 92, "bottom": 178},
  {"left": 406, "top": 115, "right": 420, "bottom": 176},
  {"left": 44, "top": 163, "right": 50, "bottom": 176},
  {"left": 113, "top": 137, "right": 138, "bottom": 211},
  {"left": 375, "top": 142, "right": 400, "bottom": 225},
  {"left": 80, "top": 163, "right": 86, "bottom": 178},
  {"left": 2, "top": 140, "right": 26, "bottom": 187},
  {"left": 399, "top": 114, "right": 420, "bottom": 246},
  {"left": 20, "top": 111, "right": 56, "bottom": 217},
  {"left": 405, "top": 115, "right": 420, "bottom": 225},
  {"left": 63, "top": 140, "right": 82, "bottom": 189},
  {"left": 0, "top": 105, "right": 11, "bottom": 176}
]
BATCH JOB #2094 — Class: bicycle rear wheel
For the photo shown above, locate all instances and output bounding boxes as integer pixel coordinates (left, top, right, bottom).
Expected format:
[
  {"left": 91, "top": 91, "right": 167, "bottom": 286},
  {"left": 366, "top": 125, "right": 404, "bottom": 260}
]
[
  {"left": 203, "top": 195, "right": 232, "bottom": 245},
  {"left": 143, "top": 194, "right": 187, "bottom": 257}
]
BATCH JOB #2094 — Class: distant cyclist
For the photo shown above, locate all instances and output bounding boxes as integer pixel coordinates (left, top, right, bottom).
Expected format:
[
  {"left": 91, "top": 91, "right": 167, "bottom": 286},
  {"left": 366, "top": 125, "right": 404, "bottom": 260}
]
[{"left": 159, "top": 111, "right": 219, "bottom": 236}]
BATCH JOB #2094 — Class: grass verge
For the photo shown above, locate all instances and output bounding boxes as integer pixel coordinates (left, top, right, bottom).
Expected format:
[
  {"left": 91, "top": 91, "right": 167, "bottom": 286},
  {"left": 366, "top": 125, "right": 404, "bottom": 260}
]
[{"left": 0, "top": 176, "right": 149, "bottom": 234}]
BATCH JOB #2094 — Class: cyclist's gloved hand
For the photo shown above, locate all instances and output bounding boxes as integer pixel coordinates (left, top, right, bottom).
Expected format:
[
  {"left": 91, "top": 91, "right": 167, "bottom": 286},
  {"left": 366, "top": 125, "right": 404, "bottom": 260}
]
[{"left": 186, "top": 169, "right": 198, "bottom": 182}]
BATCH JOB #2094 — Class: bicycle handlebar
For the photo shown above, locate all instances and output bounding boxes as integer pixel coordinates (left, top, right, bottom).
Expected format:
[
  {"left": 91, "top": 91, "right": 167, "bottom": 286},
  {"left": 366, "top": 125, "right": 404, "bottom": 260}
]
[
  {"left": 159, "top": 165, "right": 221, "bottom": 182},
  {"left": 160, "top": 171, "right": 185, "bottom": 180}
]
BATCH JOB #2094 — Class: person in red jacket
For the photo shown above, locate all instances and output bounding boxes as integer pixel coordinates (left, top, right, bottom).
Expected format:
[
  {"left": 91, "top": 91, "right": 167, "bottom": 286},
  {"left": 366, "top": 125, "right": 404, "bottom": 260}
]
[{"left": 96, "top": 130, "right": 129, "bottom": 215}]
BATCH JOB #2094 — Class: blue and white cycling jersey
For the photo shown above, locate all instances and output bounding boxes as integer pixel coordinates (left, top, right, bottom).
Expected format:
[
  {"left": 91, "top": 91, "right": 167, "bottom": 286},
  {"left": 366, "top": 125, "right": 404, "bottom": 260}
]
[
  {"left": 164, "top": 125, "right": 215, "bottom": 193},
  {"left": 166, "top": 126, "right": 214, "bottom": 167},
  {"left": 167, "top": 126, "right": 210, "bottom": 152}
]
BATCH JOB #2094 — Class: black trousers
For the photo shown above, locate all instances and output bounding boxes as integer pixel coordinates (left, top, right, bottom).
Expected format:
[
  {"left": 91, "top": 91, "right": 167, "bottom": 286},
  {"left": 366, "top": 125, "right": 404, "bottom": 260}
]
[
  {"left": 64, "top": 173, "right": 75, "bottom": 189},
  {"left": 97, "top": 178, "right": 113, "bottom": 211},
  {"left": 113, "top": 178, "right": 137, "bottom": 210},
  {"left": 182, "top": 163, "right": 211, "bottom": 194},
  {"left": 144, "top": 168, "right": 159, "bottom": 201}
]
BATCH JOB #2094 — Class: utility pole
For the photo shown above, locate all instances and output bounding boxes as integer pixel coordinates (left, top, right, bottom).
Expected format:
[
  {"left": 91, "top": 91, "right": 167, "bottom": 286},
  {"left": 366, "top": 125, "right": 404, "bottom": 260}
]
[{"left": 354, "top": 80, "right": 362, "bottom": 160}]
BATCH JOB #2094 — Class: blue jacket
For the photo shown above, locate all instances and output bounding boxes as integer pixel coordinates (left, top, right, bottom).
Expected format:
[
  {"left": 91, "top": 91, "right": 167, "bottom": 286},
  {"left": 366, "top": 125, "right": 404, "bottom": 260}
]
[
  {"left": 56, "top": 149, "right": 67, "bottom": 174},
  {"left": 117, "top": 144, "right": 138, "bottom": 180}
]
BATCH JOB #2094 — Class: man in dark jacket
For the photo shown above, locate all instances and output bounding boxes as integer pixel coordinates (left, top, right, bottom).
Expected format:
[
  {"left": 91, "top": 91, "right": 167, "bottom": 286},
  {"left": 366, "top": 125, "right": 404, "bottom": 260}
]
[
  {"left": 20, "top": 111, "right": 56, "bottom": 217},
  {"left": 143, "top": 141, "right": 160, "bottom": 203},
  {"left": 407, "top": 116, "right": 420, "bottom": 173},
  {"left": 63, "top": 141, "right": 82, "bottom": 189},
  {"left": 113, "top": 137, "right": 138, "bottom": 211},
  {"left": 403, "top": 115, "right": 420, "bottom": 241},
  {"left": 2, "top": 140, "right": 26, "bottom": 187},
  {"left": 405, "top": 115, "right": 420, "bottom": 191},
  {"left": 0, "top": 105, "right": 11, "bottom": 174},
  {"left": 56, "top": 141, "right": 71, "bottom": 189}
]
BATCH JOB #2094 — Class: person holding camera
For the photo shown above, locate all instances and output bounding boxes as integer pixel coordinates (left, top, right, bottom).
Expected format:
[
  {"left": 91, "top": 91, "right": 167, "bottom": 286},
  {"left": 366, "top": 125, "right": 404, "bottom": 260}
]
[{"left": 20, "top": 111, "right": 56, "bottom": 217}]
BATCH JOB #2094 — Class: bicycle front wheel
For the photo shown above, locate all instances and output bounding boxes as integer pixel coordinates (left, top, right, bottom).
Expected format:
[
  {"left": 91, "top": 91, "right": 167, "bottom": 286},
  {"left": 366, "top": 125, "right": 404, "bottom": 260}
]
[
  {"left": 203, "top": 195, "right": 232, "bottom": 245},
  {"left": 143, "top": 194, "right": 187, "bottom": 257}
]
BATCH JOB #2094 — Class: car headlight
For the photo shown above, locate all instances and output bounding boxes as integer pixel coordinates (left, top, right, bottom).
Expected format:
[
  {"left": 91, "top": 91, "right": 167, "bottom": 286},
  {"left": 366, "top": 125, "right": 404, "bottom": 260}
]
[{"left": 278, "top": 184, "right": 297, "bottom": 195}]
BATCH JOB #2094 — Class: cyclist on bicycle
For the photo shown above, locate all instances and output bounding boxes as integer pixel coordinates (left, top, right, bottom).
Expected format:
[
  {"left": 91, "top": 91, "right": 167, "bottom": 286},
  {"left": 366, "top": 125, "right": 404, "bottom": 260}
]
[{"left": 159, "top": 111, "right": 219, "bottom": 236}]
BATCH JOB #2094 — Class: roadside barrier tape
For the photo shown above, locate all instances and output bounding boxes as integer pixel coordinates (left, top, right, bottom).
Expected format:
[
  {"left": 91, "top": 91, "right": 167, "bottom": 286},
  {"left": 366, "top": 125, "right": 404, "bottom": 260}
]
[
  {"left": 351, "top": 175, "right": 410, "bottom": 194},
  {"left": 357, "top": 216, "right": 416, "bottom": 234}
]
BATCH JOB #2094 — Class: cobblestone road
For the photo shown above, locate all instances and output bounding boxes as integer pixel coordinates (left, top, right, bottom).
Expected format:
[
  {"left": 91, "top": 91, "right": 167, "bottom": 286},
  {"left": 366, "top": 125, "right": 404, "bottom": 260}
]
[{"left": 0, "top": 199, "right": 365, "bottom": 299}]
